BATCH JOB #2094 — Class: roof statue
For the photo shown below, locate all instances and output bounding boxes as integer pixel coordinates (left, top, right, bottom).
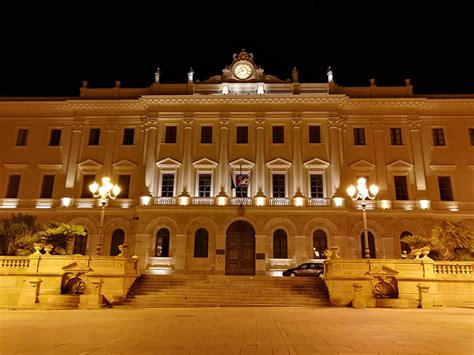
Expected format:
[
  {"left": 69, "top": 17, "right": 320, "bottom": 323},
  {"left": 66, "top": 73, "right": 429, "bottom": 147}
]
[
  {"left": 188, "top": 67, "right": 194, "bottom": 83},
  {"left": 292, "top": 67, "right": 299, "bottom": 83},
  {"left": 154, "top": 68, "right": 160, "bottom": 83},
  {"left": 327, "top": 66, "right": 334, "bottom": 83}
]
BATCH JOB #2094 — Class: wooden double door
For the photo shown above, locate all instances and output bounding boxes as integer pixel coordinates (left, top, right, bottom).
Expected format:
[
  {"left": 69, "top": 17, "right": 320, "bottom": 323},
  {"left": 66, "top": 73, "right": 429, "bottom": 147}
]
[{"left": 225, "top": 221, "right": 255, "bottom": 275}]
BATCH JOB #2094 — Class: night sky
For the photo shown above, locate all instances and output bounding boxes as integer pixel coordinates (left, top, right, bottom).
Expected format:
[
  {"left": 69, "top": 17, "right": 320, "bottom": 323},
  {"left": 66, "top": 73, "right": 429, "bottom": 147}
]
[{"left": 1, "top": 2, "right": 473, "bottom": 97}]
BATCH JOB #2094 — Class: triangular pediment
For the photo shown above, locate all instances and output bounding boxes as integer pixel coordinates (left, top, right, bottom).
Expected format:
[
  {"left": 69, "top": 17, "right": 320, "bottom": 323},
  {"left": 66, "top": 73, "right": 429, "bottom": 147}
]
[
  {"left": 229, "top": 158, "right": 255, "bottom": 170},
  {"left": 62, "top": 261, "right": 92, "bottom": 274},
  {"left": 113, "top": 159, "right": 137, "bottom": 171},
  {"left": 193, "top": 158, "right": 218, "bottom": 170},
  {"left": 266, "top": 158, "right": 292, "bottom": 170},
  {"left": 303, "top": 158, "right": 330, "bottom": 170},
  {"left": 365, "top": 265, "right": 399, "bottom": 278},
  {"left": 77, "top": 159, "right": 102, "bottom": 172},
  {"left": 156, "top": 158, "right": 181, "bottom": 169},
  {"left": 350, "top": 160, "right": 375, "bottom": 171},
  {"left": 386, "top": 160, "right": 413, "bottom": 172}
]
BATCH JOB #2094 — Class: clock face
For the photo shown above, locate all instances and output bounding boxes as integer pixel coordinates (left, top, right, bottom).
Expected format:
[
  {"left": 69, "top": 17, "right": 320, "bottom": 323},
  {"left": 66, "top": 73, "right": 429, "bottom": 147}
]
[{"left": 233, "top": 62, "right": 253, "bottom": 80}]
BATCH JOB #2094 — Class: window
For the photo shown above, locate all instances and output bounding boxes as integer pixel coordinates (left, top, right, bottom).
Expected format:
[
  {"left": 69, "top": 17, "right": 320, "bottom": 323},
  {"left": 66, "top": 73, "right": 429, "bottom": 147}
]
[
  {"left": 390, "top": 128, "right": 403, "bottom": 145},
  {"left": 110, "top": 229, "right": 125, "bottom": 256},
  {"left": 394, "top": 176, "right": 409, "bottom": 200},
  {"left": 194, "top": 228, "right": 208, "bottom": 258},
  {"left": 310, "top": 174, "right": 324, "bottom": 198},
  {"left": 313, "top": 230, "right": 328, "bottom": 259},
  {"left": 400, "top": 231, "right": 412, "bottom": 257},
  {"left": 161, "top": 174, "right": 175, "bottom": 197},
  {"left": 201, "top": 126, "right": 212, "bottom": 143},
  {"left": 6, "top": 175, "right": 21, "bottom": 198},
  {"left": 88, "top": 128, "right": 101, "bottom": 145},
  {"left": 272, "top": 126, "right": 284, "bottom": 143},
  {"left": 360, "top": 231, "right": 376, "bottom": 258},
  {"left": 49, "top": 129, "right": 62, "bottom": 146},
  {"left": 16, "top": 129, "right": 28, "bottom": 146},
  {"left": 198, "top": 174, "right": 212, "bottom": 197},
  {"left": 155, "top": 228, "right": 170, "bottom": 257},
  {"left": 235, "top": 173, "right": 249, "bottom": 198},
  {"left": 438, "top": 176, "right": 453, "bottom": 201},
  {"left": 165, "top": 126, "right": 177, "bottom": 143},
  {"left": 40, "top": 175, "right": 55, "bottom": 198},
  {"left": 236, "top": 126, "right": 248, "bottom": 144},
  {"left": 309, "top": 126, "right": 321, "bottom": 143},
  {"left": 432, "top": 128, "right": 445, "bottom": 146},
  {"left": 81, "top": 175, "right": 96, "bottom": 198},
  {"left": 272, "top": 174, "right": 285, "bottom": 197},
  {"left": 118, "top": 175, "right": 131, "bottom": 198},
  {"left": 73, "top": 231, "right": 88, "bottom": 255},
  {"left": 469, "top": 128, "right": 474, "bottom": 146},
  {"left": 122, "top": 128, "right": 134, "bottom": 145},
  {"left": 273, "top": 229, "right": 288, "bottom": 258},
  {"left": 353, "top": 128, "right": 366, "bottom": 145}
]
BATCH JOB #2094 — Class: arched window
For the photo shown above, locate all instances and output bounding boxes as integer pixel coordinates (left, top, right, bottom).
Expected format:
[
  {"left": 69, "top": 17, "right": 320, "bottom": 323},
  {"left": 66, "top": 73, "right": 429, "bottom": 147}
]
[
  {"left": 360, "top": 231, "right": 376, "bottom": 258},
  {"left": 313, "top": 230, "right": 328, "bottom": 259},
  {"left": 400, "top": 231, "right": 412, "bottom": 257},
  {"left": 73, "top": 230, "right": 88, "bottom": 255},
  {"left": 273, "top": 229, "right": 288, "bottom": 259},
  {"left": 155, "top": 228, "right": 170, "bottom": 257},
  {"left": 110, "top": 229, "right": 125, "bottom": 256},
  {"left": 194, "top": 228, "right": 208, "bottom": 258}
]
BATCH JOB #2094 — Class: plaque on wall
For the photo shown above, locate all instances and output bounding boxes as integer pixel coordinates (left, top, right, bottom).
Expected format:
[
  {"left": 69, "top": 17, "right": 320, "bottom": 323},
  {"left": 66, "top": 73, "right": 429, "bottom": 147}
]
[
  {"left": 216, "top": 249, "right": 225, "bottom": 255},
  {"left": 256, "top": 253, "right": 265, "bottom": 260}
]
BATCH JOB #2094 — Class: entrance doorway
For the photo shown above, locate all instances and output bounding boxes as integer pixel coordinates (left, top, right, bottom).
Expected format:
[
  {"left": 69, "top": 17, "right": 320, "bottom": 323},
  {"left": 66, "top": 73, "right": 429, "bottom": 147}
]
[{"left": 226, "top": 221, "right": 255, "bottom": 275}]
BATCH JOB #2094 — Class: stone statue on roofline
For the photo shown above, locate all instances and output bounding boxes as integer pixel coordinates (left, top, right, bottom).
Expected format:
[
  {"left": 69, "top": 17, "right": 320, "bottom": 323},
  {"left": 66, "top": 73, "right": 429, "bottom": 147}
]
[
  {"left": 154, "top": 68, "right": 160, "bottom": 83},
  {"left": 188, "top": 67, "right": 194, "bottom": 83},
  {"left": 327, "top": 66, "right": 334, "bottom": 83}
]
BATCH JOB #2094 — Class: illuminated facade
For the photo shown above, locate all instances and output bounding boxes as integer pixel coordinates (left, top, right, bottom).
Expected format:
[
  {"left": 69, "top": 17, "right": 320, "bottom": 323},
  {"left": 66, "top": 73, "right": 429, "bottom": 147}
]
[{"left": 0, "top": 50, "right": 473, "bottom": 274}]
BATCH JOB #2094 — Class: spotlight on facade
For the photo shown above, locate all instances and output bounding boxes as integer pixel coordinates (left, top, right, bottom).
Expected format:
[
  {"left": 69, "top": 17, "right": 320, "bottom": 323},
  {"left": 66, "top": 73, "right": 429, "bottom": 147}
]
[
  {"left": 216, "top": 189, "right": 229, "bottom": 206},
  {"left": 292, "top": 190, "right": 305, "bottom": 207},
  {"left": 254, "top": 189, "right": 267, "bottom": 207},
  {"left": 332, "top": 197, "right": 344, "bottom": 208},
  {"left": 61, "top": 197, "right": 72, "bottom": 207},
  {"left": 178, "top": 189, "right": 191, "bottom": 206},
  {"left": 257, "top": 82, "right": 265, "bottom": 95},
  {"left": 222, "top": 83, "right": 229, "bottom": 95},
  {"left": 140, "top": 194, "right": 152, "bottom": 206},
  {"left": 379, "top": 200, "right": 391, "bottom": 210},
  {"left": 418, "top": 199, "right": 430, "bottom": 210}
]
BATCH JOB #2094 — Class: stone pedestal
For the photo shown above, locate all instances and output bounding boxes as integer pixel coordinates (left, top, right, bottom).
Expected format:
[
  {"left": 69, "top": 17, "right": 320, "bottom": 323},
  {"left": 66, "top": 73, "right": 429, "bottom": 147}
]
[
  {"left": 417, "top": 283, "right": 433, "bottom": 309},
  {"left": 352, "top": 283, "right": 366, "bottom": 309},
  {"left": 80, "top": 279, "right": 103, "bottom": 309}
]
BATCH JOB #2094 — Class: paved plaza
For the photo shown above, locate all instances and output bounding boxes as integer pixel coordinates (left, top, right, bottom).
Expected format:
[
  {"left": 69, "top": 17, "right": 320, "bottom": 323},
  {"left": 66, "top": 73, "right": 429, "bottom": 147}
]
[{"left": 0, "top": 306, "right": 473, "bottom": 354}]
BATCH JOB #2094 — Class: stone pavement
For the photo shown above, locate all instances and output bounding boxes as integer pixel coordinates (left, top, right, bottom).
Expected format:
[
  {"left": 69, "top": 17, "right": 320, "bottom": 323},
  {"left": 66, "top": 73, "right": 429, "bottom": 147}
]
[{"left": 0, "top": 306, "right": 473, "bottom": 354}]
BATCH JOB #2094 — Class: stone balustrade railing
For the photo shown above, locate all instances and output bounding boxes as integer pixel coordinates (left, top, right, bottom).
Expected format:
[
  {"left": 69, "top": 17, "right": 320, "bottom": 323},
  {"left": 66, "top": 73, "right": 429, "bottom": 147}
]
[
  {"left": 1, "top": 257, "right": 30, "bottom": 269},
  {"left": 433, "top": 263, "right": 472, "bottom": 275}
]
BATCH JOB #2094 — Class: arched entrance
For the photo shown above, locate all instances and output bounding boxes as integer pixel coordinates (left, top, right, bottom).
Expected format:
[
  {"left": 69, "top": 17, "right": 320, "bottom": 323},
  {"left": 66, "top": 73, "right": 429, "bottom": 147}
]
[{"left": 226, "top": 221, "right": 255, "bottom": 275}]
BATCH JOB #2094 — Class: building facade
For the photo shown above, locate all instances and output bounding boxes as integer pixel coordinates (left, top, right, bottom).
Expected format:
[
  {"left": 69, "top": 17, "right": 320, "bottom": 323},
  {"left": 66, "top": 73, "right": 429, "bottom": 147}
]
[{"left": 1, "top": 51, "right": 473, "bottom": 274}]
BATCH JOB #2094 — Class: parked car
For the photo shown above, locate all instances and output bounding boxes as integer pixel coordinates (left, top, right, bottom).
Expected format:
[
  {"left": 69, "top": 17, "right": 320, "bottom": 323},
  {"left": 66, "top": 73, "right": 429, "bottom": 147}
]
[{"left": 282, "top": 262, "right": 324, "bottom": 277}]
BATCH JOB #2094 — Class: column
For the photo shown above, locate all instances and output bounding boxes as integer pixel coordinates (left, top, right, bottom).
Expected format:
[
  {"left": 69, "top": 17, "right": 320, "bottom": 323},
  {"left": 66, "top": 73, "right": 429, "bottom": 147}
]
[
  {"left": 64, "top": 118, "right": 84, "bottom": 191},
  {"left": 291, "top": 116, "right": 303, "bottom": 195},
  {"left": 254, "top": 116, "right": 266, "bottom": 195},
  {"left": 143, "top": 117, "right": 159, "bottom": 194},
  {"left": 217, "top": 117, "right": 230, "bottom": 195},
  {"left": 408, "top": 117, "right": 427, "bottom": 197},
  {"left": 214, "top": 234, "right": 226, "bottom": 275},
  {"left": 294, "top": 235, "right": 308, "bottom": 265},
  {"left": 255, "top": 234, "right": 267, "bottom": 275},
  {"left": 180, "top": 116, "right": 194, "bottom": 194},
  {"left": 328, "top": 116, "right": 342, "bottom": 196},
  {"left": 371, "top": 119, "right": 388, "bottom": 195},
  {"left": 173, "top": 233, "right": 188, "bottom": 271}
]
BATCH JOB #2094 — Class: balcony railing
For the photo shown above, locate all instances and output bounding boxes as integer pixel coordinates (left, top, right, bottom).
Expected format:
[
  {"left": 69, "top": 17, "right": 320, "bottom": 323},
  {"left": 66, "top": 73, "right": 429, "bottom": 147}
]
[
  {"left": 307, "top": 198, "right": 331, "bottom": 207},
  {"left": 269, "top": 198, "right": 291, "bottom": 206},
  {"left": 191, "top": 197, "right": 215, "bottom": 205}
]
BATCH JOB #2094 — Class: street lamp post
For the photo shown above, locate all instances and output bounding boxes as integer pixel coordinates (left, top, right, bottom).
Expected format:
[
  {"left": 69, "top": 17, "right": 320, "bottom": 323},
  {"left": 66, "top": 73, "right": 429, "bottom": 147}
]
[
  {"left": 89, "top": 176, "right": 120, "bottom": 255},
  {"left": 346, "top": 177, "right": 379, "bottom": 258}
]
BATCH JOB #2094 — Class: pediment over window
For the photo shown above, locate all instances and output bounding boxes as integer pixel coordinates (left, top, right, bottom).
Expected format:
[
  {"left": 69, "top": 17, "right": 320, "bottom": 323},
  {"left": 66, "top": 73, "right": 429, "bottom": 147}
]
[
  {"left": 365, "top": 265, "right": 399, "bottom": 278},
  {"left": 350, "top": 160, "right": 375, "bottom": 171},
  {"left": 37, "top": 164, "right": 62, "bottom": 170},
  {"left": 156, "top": 158, "right": 181, "bottom": 169},
  {"left": 386, "top": 160, "right": 413, "bottom": 173},
  {"left": 62, "top": 261, "right": 92, "bottom": 274},
  {"left": 430, "top": 165, "right": 457, "bottom": 173},
  {"left": 303, "top": 158, "right": 329, "bottom": 170},
  {"left": 229, "top": 158, "right": 255, "bottom": 170},
  {"left": 113, "top": 159, "right": 137, "bottom": 171},
  {"left": 77, "top": 159, "right": 102, "bottom": 172},
  {"left": 4, "top": 163, "right": 28, "bottom": 170},
  {"left": 266, "top": 158, "right": 292, "bottom": 170},
  {"left": 193, "top": 158, "right": 218, "bottom": 170}
]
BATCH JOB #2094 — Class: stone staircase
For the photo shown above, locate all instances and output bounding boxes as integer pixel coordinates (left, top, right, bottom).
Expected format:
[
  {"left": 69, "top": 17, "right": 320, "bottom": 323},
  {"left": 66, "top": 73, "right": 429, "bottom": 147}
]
[{"left": 123, "top": 274, "right": 330, "bottom": 308}]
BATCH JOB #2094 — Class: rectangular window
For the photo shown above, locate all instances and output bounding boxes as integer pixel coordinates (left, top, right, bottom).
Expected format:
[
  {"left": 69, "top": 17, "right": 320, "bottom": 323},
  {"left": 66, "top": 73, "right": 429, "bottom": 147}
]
[
  {"left": 40, "top": 175, "right": 55, "bottom": 198},
  {"left": 81, "top": 174, "right": 96, "bottom": 198},
  {"left": 394, "top": 176, "right": 409, "bottom": 200},
  {"left": 235, "top": 174, "right": 249, "bottom": 198},
  {"left": 198, "top": 174, "right": 212, "bottom": 197},
  {"left": 438, "top": 176, "right": 453, "bottom": 201},
  {"left": 432, "top": 128, "right": 445, "bottom": 146},
  {"left": 16, "top": 129, "right": 28, "bottom": 146},
  {"left": 88, "top": 128, "right": 101, "bottom": 145},
  {"left": 310, "top": 174, "right": 324, "bottom": 198},
  {"left": 165, "top": 126, "right": 177, "bottom": 143},
  {"left": 161, "top": 174, "right": 175, "bottom": 197},
  {"left": 272, "top": 126, "right": 284, "bottom": 143},
  {"left": 309, "top": 126, "right": 321, "bottom": 143},
  {"left": 49, "top": 129, "right": 62, "bottom": 146},
  {"left": 122, "top": 128, "right": 135, "bottom": 145},
  {"left": 469, "top": 128, "right": 474, "bottom": 146},
  {"left": 390, "top": 128, "right": 403, "bottom": 145},
  {"left": 353, "top": 128, "right": 366, "bottom": 145},
  {"left": 6, "top": 175, "right": 21, "bottom": 198},
  {"left": 200, "top": 126, "right": 212, "bottom": 143},
  {"left": 118, "top": 175, "right": 131, "bottom": 198},
  {"left": 236, "top": 126, "right": 248, "bottom": 144},
  {"left": 272, "top": 174, "right": 286, "bottom": 197}
]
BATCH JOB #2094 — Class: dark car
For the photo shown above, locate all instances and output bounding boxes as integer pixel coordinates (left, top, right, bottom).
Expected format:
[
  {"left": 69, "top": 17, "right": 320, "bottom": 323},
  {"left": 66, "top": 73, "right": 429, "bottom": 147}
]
[{"left": 282, "top": 262, "right": 324, "bottom": 277}]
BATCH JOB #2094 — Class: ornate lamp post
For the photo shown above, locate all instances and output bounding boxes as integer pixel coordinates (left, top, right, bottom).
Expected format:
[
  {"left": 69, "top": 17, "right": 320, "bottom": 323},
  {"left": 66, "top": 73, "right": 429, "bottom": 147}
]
[
  {"left": 89, "top": 176, "right": 120, "bottom": 255},
  {"left": 346, "top": 177, "right": 379, "bottom": 258}
]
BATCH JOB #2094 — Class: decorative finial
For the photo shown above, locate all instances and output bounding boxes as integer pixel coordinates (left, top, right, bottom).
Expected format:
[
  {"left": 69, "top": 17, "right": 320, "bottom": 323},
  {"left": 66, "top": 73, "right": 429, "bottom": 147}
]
[
  {"left": 188, "top": 67, "right": 194, "bottom": 83},
  {"left": 291, "top": 66, "right": 299, "bottom": 83},
  {"left": 115, "top": 81, "right": 121, "bottom": 87},
  {"left": 326, "top": 66, "right": 334, "bottom": 83},
  {"left": 154, "top": 67, "right": 160, "bottom": 83},
  {"left": 82, "top": 81, "right": 88, "bottom": 88}
]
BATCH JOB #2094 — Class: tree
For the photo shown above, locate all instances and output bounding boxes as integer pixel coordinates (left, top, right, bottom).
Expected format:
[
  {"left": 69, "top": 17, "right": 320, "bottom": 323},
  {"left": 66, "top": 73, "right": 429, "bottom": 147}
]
[
  {"left": 400, "top": 234, "right": 430, "bottom": 250},
  {"left": 0, "top": 214, "right": 41, "bottom": 255},
  {"left": 430, "top": 220, "right": 474, "bottom": 261},
  {"left": 34, "top": 223, "right": 87, "bottom": 254}
]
